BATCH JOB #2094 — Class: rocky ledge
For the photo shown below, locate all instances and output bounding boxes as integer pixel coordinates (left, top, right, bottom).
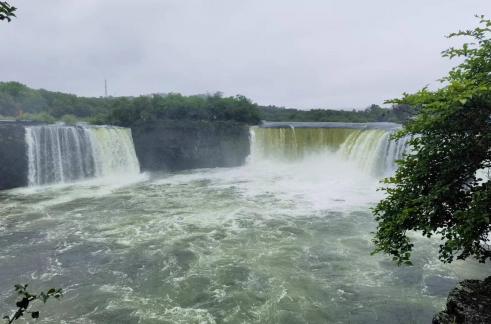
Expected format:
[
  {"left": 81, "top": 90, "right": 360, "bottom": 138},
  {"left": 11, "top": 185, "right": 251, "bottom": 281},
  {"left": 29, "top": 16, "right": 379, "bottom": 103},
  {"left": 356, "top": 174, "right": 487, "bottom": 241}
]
[{"left": 433, "top": 276, "right": 491, "bottom": 324}]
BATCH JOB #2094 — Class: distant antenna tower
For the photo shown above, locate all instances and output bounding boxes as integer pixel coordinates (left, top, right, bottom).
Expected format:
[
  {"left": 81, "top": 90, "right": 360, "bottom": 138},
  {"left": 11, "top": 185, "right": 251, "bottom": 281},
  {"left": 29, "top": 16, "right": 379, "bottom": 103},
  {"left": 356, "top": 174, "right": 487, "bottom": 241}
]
[{"left": 104, "top": 79, "right": 108, "bottom": 97}]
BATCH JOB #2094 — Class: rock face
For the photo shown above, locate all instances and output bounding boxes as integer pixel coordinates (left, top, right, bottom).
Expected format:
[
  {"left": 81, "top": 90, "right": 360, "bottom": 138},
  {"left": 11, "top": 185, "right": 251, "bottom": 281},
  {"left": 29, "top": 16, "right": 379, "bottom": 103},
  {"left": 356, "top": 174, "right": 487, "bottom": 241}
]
[
  {"left": 131, "top": 120, "right": 250, "bottom": 172},
  {"left": 0, "top": 121, "right": 30, "bottom": 190},
  {"left": 433, "top": 276, "right": 491, "bottom": 324},
  {"left": 0, "top": 120, "right": 251, "bottom": 190}
]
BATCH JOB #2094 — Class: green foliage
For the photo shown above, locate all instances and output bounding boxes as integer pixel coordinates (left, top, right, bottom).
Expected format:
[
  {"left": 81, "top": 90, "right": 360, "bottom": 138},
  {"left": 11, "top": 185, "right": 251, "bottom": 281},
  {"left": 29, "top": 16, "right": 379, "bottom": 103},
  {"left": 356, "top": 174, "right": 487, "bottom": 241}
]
[
  {"left": 60, "top": 114, "right": 79, "bottom": 125},
  {"left": 373, "top": 16, "right": 491, "bottom": 265},
  {"left": 0, "top": 82, "right": 111, "bottom": 119},
  {"left": 0, "top": 114, "right": 15, "bottom": 121},
  {"left": 3, "top": 284, "right": 62, "bottom": 323},
  {"left": 19, "top": 112, "right": 56, "bottom": 124},
  {"left": 0, "top": 1, "right": 16, "bottom": 22},
  {"left": 100, "top": 92, "right": 261, "bottom": 126},
  {"left": 259, "top": 103, "right": 417, "bottom": 124},
  {"left": 0, "top": 82, "right": 417, "bottom": 126},
  {"left": 0, "top": 84, "right": 261, "bottom": 125}
]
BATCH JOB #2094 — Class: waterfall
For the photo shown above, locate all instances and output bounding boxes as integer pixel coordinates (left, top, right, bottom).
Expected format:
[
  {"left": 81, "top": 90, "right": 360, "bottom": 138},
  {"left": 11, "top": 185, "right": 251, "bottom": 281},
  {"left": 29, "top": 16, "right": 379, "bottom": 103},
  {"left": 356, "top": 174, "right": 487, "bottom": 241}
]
[
  {"left": 88, "top": 127, "right": 140, "bottom": 178},
  {"left": 338, "top": 129, "right": 391, "bottom": 175},
  {"left": 338, "top": 129, "right": 409, "bottom": 176},
  {"left": 250, "top": 125, "right": 409, "bottom": 177},
  {"left": 384, "top": 135, "right": 410, "bottom": 174},
  {"left": 25, "top": 125, "right": 140, "bottom": 186},
  {"left": 251, "top": 127, "right": 360, "bottom": 160}
]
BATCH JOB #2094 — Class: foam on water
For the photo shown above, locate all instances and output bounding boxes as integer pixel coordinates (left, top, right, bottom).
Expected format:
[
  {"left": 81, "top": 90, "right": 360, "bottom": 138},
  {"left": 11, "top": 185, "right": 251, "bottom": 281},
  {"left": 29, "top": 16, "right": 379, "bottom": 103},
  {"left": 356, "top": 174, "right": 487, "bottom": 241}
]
[{"left": 0, "top": 124, "right": 489, "bottom": 323}]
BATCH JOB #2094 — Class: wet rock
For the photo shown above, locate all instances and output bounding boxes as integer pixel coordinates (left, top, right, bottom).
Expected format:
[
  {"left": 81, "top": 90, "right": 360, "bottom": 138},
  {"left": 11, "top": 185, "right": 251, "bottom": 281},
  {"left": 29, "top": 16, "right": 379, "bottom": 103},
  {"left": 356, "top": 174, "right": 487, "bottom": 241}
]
[
  {"left": 433, "top": 276, "right": 491, "bottom": 324},
  {"left": 0, "top": 119, "right": 250, "bottom": 189},
  {"left": 131, "top": 120, "right": 250, "bottom": 172},
  {"left": 0, "top": 121, "right": 30, "bottom": 190}
]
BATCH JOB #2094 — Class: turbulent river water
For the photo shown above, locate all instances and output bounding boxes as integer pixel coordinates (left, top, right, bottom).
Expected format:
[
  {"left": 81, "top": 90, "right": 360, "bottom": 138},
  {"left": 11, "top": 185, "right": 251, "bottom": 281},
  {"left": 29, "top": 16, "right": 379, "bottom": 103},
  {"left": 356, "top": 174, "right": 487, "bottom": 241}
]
[{"left": 0, "top": 125, "right": 490, "bottom": 323}]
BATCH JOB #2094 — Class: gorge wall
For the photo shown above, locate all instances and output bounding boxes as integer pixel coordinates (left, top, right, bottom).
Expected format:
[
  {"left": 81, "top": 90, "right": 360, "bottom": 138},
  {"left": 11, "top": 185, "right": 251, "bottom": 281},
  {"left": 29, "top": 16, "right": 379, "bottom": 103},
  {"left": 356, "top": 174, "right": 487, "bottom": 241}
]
[
  {"left": 1, "top": 121, "right": 405, "bottom": 190},
  {"left": 0, "top": 120, "right": 251, "bottom": 190},
  {"left": 131, "top": 120, "right": 250, "bottom": 172},
  {"left": 0, "top": 121, "right": 33, "bottom": 190}
]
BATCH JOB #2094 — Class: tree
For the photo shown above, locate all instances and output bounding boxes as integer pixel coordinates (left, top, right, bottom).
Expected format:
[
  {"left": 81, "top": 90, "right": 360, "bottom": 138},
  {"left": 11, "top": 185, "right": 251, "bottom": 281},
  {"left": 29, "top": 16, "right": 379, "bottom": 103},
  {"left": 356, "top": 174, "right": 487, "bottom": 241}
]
[
  {"left": 372, "top": 16, "right": 491, "bottom": 265},
  {"left": 0, "top": 1, "right": 16, "bottom": 22}
]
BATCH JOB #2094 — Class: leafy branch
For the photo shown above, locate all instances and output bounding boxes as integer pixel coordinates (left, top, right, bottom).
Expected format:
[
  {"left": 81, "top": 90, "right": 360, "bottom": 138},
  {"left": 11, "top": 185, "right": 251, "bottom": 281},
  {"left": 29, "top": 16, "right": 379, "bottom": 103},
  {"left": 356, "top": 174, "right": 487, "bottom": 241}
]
[
  {"left": 373, "top": 16, "right": 491, "bottom": 265},
  {"left": 3, "top": 284, "right": 62, "bottom": 323},
  {"left": 0, "top": 1, "right": 16, "bottom": 22}
]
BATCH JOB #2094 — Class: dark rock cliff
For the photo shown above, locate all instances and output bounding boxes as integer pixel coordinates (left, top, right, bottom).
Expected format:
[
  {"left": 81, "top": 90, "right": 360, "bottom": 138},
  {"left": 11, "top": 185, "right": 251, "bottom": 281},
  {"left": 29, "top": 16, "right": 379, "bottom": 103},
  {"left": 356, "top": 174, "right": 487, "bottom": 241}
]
[
  {"left": 433, "top": 276, "right": 491, "bottom": 324},
  {"left": 0, "top": 121, "right": 30, "bottom": 190},
  {"left": 131, "top": 120, "right": 250, "bottom": 172},
  {"left": 0, "top": 120, "right": 251, "bottom": 190}
]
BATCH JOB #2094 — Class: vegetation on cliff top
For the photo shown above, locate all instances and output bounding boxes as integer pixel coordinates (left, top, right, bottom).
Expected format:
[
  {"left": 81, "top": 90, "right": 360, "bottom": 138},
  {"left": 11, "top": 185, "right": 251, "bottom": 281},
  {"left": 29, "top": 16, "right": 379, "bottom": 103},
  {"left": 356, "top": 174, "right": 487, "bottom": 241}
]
[
  {"left": 0, "top": 82, "right": 416, "bottom": 126},
  {"left": 373, "top": 16, "right": 491, "bottom": 265},
  {"left": 0, "top": 84, "right": 262, "bottom": 126},
  {"left": 259, "top": 103, "right": 415, "bottom": 123}
]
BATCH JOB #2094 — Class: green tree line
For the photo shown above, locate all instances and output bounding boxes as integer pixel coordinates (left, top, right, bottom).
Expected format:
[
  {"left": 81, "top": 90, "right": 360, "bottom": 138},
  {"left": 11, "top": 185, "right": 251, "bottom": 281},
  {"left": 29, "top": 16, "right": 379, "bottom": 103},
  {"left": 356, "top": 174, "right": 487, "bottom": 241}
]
[
  {"left": 0, "top": 83, "right": 261, "bottom": 125},
  {"left": 0, "top": 82, "right": 416, "bottom": 126},
  {"left": 260, "top": 103, "right": 416, "bottom": 123}
]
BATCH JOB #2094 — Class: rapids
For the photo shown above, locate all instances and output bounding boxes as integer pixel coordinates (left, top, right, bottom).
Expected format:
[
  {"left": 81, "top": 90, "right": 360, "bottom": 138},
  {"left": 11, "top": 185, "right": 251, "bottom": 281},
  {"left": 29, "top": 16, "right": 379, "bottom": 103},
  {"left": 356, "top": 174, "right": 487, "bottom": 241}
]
[{"left": 0, "top": 124, "right": 489, "bottom": 323}]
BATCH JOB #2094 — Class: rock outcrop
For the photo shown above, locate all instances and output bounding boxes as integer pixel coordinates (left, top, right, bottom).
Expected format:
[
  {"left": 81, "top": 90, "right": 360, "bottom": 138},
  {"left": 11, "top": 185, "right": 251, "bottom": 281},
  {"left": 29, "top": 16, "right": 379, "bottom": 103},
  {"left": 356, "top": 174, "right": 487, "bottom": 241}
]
[
  {"left": 0, "top": 120, "right": 251, "bottom": 190},
  {"left": 131, "top": 120, "right": 250, "bottom": 172},
  {"left": 0, "top": 121, "right": 30, "bottom": 190},
  {"left": 433, "top": 276, "right": 491, "bottom": 324}
]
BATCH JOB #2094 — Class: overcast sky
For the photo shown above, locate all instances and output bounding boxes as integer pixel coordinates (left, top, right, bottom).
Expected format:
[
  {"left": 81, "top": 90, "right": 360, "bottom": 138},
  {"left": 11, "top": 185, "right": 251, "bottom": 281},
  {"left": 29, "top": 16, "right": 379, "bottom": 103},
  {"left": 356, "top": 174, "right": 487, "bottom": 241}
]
[{"left": 1, "top": 1, "right": 490, "bottom": 109}]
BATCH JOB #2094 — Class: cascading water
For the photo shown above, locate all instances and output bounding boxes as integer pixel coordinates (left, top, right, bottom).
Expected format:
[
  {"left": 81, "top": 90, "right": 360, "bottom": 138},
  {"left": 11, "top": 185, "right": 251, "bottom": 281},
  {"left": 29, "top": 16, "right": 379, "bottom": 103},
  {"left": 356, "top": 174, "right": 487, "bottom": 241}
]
[
  {"left": 338, "top": 129, "right": 409, "bottom": 175},
  {"left": 251, "top": 127, "right": 358, "bottom": 160},
  {"left": 384, "top": 134, "right": 410, "bottom": 174},
  {"left": 88, "top": 127, "right": 140, "bottom": 178},
  {"left": 250, "top": 124, "right": 409, "bottom": 176},
  {"left": 25, "top": 124, "right": 140, "bottom": 186},
  {"left": 3, "top": 121, "right": 490, "bottom": 324}
]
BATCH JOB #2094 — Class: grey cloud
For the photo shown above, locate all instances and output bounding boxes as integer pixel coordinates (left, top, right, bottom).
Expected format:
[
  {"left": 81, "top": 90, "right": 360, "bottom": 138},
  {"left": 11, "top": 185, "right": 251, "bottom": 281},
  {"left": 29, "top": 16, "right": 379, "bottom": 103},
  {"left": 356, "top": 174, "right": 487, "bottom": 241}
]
[{"left": 1, "top": 0, "right": 490, "bottom": 109}]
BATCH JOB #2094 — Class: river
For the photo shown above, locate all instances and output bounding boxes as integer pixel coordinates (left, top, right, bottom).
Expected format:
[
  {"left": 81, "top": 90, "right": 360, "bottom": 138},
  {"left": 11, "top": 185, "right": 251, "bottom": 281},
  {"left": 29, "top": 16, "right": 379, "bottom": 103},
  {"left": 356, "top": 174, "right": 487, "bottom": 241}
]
[{"left": 0, "top": 125, "right": 489, "bottom": 323}]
